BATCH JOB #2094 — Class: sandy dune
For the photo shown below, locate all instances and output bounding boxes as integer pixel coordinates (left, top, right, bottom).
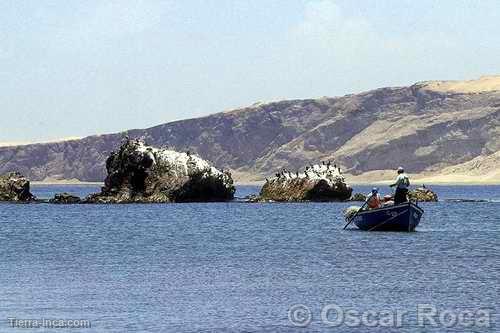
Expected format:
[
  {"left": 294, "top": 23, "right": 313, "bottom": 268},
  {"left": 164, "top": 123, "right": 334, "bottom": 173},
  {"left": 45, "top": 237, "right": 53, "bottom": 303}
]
[
  {"left": 0, "top": 137, "right": 82, "bottom": 147},
  {"left": 346, "top": 169, "right": 500, "bottom": 185},
  {"left": 419, "top": 75, "right": 500, "bottom": 93},
  {"left": 32, "top": 178, "right": 103, "bottom": 185}
]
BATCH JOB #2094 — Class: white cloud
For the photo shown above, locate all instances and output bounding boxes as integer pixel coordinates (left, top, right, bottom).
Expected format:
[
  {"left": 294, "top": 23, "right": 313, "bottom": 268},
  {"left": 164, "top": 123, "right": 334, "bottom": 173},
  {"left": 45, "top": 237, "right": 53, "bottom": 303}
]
[
  {"left": 285, "top": 0, "right": 476, "bottom": 92},
  {"left": 77, "top": 0, "right": 170, "bottom": 40},
  {"left": 280, "top": 0, "right": 391, "bottom": 93},
  {"left": 291, "top": 0, "right": 381, "bottom": 59}
]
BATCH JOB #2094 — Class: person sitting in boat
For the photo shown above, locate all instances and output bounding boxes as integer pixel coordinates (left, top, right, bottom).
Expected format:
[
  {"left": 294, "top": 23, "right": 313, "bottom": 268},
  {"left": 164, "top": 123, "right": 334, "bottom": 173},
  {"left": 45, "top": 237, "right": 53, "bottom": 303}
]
[
  {"left": 366, "top": 188, "right": 382, "bottom": 209},
  {"left": 382, "top": 194, "right": 394, "bottom": 206},
  {"left": 390, "top": 167, "right": 410, "bottom": 205}
]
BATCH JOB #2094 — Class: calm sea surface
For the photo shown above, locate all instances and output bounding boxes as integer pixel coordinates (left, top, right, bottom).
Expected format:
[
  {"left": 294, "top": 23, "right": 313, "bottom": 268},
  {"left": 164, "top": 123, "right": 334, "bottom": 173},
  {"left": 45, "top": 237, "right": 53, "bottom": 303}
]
[{"left": 0, "top": 185, "right": 498, "bottom": 332}]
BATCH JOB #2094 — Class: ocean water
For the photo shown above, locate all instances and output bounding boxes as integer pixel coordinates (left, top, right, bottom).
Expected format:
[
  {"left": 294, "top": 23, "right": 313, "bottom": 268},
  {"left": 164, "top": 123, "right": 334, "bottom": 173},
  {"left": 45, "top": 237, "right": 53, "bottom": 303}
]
[{"left": 0, "top": 185, "right": 498, "bottom": 332}]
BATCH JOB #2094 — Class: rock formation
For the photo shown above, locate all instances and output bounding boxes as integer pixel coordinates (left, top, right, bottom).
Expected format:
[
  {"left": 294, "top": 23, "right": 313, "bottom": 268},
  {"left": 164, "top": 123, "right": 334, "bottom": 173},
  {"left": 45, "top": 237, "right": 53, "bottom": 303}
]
[
  {"left": 49, "top": 193, "right": 82, "bottom": 204},
  {"left": 350, "top": 193, "right": 367, "bottom": 201},
  {"left": 409, "top": 187, "right": 438, "bottom": 202},
  {"left": 259, "top": 163, "right": 352, "bottom": 201},
  {"left": 0, "top": 172, "right": 36, "bottom": 202},
  {"left": 85, "top": 139, "right": 235, "bottom": 203}
]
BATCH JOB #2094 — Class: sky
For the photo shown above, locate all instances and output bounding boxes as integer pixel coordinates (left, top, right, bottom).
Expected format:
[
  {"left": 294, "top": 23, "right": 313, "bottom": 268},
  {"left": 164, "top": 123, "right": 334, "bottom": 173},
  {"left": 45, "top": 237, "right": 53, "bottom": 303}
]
[{"left": 1, "top": 0, "right": 499, "bottom": 143}]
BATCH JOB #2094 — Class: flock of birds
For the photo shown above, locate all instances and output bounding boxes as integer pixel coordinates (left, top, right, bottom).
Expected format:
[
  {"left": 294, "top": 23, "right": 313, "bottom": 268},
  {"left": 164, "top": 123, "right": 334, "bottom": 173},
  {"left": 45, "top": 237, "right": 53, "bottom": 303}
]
[
  {"left": 266, "top": 161, "right": 342, "bottom": 183},
  {"left": 123, "top": 137, "right": 340, "bottom": 183}
]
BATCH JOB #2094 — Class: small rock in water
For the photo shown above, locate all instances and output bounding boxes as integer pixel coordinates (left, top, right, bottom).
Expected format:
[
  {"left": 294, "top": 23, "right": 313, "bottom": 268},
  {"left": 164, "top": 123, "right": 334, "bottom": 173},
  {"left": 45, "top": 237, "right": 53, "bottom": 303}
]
[
  {"left": 0, "top": 172, "right": 36, "bottom": 202},
  {"left": 49, "top": 193, "right": 82, "bottom": 204},
  {"left": 350, "top": 193, "right": 367, "bottom": 202},
  {"left": 409, "top": 187, "right": 438, "bottom": 202}
]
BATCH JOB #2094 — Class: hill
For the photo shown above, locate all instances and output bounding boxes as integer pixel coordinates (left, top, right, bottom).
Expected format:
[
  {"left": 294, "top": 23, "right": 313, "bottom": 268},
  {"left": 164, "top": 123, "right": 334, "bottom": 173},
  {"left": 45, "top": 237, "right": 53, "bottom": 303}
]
[{"left": 1, "top": 76, "right": 499, "bottom": 183}]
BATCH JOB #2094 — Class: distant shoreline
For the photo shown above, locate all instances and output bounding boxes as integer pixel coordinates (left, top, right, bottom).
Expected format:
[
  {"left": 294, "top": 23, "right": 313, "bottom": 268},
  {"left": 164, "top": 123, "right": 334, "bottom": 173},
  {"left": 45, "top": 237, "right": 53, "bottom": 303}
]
[
  {"left": 32, "top": 181, "right": 103, "bottom": 186},
  {"left": 345, "top": 170, "right": 500, "bottom": 186},
  {"left": 30, "top": 174, "right": 500, "bottom": 186},
  {"left": 236, "top": 180, "right": 500, "bottom": 186},
  {"left": 235, "top": 173, "right": 500, "bottom": 186}
]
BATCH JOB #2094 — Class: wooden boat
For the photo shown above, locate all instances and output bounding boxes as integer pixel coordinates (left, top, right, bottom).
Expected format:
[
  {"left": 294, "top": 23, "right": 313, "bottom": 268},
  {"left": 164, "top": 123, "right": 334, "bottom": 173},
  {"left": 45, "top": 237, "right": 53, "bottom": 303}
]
[{"left": 352, "top": 202, "right": 424, "bottom": 231}]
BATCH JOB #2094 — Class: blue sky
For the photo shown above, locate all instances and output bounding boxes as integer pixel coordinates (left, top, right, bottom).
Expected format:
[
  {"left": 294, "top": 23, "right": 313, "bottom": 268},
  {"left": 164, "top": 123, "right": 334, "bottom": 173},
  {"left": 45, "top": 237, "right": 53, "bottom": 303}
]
[{"left": 1, "top": 0, "right": 499, "bottom": 143}]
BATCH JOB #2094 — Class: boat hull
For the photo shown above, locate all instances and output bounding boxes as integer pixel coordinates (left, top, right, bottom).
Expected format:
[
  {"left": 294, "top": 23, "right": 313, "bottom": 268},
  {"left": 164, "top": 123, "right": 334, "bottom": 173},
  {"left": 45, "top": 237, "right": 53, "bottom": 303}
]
[{"left": 353, "top": 202, "right": 424, "bottom": 231}]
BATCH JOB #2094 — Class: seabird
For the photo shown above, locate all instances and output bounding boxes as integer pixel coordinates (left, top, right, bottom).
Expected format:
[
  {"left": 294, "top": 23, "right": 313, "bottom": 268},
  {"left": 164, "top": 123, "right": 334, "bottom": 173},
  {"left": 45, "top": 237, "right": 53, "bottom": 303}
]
[{"left": 296, "top": 171, "right": 299, "bottom": 177}]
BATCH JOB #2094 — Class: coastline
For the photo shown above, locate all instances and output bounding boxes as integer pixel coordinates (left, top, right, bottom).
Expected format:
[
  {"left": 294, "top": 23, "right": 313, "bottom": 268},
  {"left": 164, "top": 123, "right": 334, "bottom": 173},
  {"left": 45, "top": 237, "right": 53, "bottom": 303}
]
[
  {"left": 28, "top": 172, "right": 500, "bottom": 187},
  {"left": 32, "top": 180, "right": 103, "bottom": 186},
  {"left": 237, "top": 174, "right": 500, "bottom": 186},
  {"left": 341, "top": 168, "right": 500, "bottom": 185},
  {"left": 235, "top": 180, "right": 500, "bottom": 186}
]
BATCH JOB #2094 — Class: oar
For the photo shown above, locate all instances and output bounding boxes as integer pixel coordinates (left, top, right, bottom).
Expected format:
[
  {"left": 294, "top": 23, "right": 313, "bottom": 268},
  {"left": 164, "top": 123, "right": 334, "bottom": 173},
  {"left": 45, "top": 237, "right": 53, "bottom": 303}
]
[{"left": 343, "top": 193, "right": 373, "bottom": 230}]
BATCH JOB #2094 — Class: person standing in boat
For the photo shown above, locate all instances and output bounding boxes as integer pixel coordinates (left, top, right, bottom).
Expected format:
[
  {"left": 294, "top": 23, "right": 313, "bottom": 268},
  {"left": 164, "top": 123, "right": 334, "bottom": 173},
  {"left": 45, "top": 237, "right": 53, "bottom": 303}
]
[{"left": 390, "top": 167, "right": 410, "bottom": 204}]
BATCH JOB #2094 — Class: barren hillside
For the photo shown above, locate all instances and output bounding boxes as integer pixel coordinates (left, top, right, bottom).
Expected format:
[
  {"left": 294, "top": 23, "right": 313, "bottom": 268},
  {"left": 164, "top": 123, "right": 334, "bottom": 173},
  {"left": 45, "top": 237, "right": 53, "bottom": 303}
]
[{"left": 1, "top": 76, "right": 499, "bottom": 183}]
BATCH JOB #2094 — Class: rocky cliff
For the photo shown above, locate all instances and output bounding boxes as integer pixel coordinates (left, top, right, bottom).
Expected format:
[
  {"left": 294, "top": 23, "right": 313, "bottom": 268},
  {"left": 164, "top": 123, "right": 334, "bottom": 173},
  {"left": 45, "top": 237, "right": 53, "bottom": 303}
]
[
  {"left": 1, "top": 76, "right": 499, "bottom": 182},
  {"left": 85, "top": 139, "right": 235, "bottom": 203},
  {"left": 0, "top": 172, "right": 35, "bottom": 202}
]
